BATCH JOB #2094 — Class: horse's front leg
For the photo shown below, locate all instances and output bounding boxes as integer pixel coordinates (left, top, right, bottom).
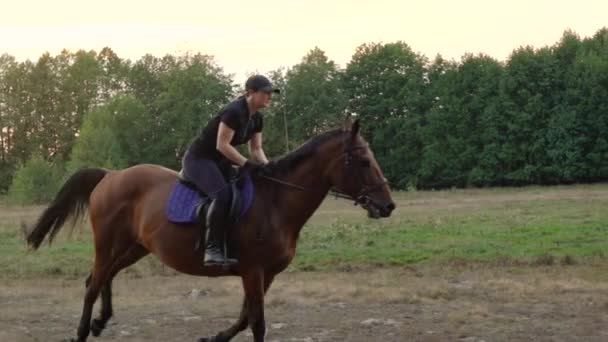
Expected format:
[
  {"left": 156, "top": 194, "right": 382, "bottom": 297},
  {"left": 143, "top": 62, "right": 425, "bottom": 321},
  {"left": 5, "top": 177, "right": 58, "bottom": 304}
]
[
  {"left": 199, "top": 273, "right": 275, "bottom": 342},
  {"left": 242, "top": 269, "right": 267, "bottom": 342}
]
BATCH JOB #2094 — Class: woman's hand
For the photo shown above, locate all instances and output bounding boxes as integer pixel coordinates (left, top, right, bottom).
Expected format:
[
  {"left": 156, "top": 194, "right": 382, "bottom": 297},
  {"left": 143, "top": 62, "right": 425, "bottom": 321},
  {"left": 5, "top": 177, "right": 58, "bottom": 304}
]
[{"left": 240, "top": 160, "right": 274, "bottom": 177}]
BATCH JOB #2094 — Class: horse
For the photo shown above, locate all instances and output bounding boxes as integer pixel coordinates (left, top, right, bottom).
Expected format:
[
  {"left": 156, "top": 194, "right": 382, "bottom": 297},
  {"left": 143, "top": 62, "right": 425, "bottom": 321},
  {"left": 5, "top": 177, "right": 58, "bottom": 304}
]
[{"left": 26, "top": 119, "right": 395, "bottom": 342}]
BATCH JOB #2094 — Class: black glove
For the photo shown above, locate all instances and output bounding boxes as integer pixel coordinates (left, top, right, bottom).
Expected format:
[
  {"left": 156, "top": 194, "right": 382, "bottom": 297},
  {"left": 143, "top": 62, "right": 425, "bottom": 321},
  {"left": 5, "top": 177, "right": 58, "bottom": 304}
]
[
  {"left": 240, "top": 160, "right": 273, "bottom": 177},
  {"left": 256, "top": 161, "right": 275, "bottom": 177},
  {"left": 240, "top": 160, "right": 262, "bottom": 175}
]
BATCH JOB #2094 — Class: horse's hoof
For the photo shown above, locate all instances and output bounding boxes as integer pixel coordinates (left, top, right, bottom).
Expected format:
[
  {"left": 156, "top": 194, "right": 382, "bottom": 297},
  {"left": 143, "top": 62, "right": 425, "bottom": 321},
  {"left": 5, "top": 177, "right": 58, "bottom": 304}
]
[
  {"left": 197, "top": 337, "right": 214, "bottom": 342},
  {"left": 91, "top": 319, "right": 105, "bottom": 337}
]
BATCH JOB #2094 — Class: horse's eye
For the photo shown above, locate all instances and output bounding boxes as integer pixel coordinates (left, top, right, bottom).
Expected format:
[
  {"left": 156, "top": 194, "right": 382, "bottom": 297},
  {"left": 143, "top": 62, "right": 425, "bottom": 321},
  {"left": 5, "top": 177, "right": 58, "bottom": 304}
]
[{"left": 360, "top": 159, "right": 370, "bottom": 168}]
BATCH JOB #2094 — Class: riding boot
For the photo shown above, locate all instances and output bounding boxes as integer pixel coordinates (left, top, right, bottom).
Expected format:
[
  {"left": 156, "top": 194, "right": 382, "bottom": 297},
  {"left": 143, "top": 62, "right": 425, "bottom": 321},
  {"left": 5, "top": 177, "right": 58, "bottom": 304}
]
[{"left": 203, "top": 198, "right": 238, "bottom": 266}]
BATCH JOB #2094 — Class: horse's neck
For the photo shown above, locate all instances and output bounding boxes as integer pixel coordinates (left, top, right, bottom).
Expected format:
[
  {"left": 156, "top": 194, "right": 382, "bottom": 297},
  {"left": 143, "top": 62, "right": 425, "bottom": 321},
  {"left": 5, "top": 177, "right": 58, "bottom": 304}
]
[{"left": 272, "top": 147, "right": 336, "bottom": 234}]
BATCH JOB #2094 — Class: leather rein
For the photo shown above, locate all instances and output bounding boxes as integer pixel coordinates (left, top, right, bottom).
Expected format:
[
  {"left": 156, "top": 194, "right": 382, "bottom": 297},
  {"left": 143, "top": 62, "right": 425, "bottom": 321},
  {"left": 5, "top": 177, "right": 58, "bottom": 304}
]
[{"left": 260, "top": 140, "right": 389, "bottom": 208}]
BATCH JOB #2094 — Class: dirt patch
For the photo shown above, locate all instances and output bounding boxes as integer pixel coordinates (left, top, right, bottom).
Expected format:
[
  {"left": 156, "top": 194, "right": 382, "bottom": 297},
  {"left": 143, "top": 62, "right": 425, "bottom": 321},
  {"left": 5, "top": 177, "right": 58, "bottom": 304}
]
[{"left": 1, "top": 265, "right": 607, "bottom": 341}]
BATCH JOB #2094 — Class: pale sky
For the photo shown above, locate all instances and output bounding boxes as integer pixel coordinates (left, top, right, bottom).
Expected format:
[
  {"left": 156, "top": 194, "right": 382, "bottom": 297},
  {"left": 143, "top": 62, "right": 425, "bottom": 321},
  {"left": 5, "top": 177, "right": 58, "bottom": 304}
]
[{"left": 1, "top": 0, "right": 606, "bottom": 83}]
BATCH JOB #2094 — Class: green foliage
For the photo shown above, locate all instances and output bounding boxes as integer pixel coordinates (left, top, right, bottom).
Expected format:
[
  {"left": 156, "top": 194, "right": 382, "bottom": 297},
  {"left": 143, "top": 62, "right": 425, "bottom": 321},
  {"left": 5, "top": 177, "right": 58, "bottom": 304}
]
[
  {"left": 284, "top": 47, "right": 347, "bottom": 145},
  {"left": 343, "top": 42, "right": 430, "bottom": 188},
  {"left": 0, "top": 164, "right": 15, "bottom": 194},
  {"left": 420, "top": 54, "right": 503, "bottom": 188},
  {"left": 344, "top": 41, "right": 430, "bottom": 121},
  {"left": 1, "top": 28, "right": 608, "bottom": 190},
  {"left": 7, "top": 154, "right": 63, "bottom": 205},
  {"left": 97, "top": 47, "right": 130, "bottom": 103},
  {"left": 103, "top": 95, "right": 149, "bottom": 167},
  {"left": 260, "top": 68, "right": 290, "bottom": 157},
  {"left": 67, "top": 102, "right": 127, "bottom": 172},
  {"left": 0, "top": 56, "right": 35, "bottom": 170},
  {"left": 70, "top": 54, "right": 233, "bottom": 171},
  {"left": 150, "top": 54, "right": 233, "bottom": 168}
]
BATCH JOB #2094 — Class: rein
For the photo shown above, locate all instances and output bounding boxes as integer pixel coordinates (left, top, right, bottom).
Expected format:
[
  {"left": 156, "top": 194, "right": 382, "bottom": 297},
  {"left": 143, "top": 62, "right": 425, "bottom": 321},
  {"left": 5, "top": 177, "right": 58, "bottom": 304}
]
[{"left": 260, "top": 141, "right": 389, "bottom": 207}]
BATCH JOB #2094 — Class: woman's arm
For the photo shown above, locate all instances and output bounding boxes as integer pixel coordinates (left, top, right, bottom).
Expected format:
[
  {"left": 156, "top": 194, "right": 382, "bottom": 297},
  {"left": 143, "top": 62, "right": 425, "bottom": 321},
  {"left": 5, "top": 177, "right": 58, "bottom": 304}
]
[
  {"left": 248, "top": 133, "right": 269, "bottom": 164},
  {"left": 217, "top": 122, "right": 248, "bottom": 166}
]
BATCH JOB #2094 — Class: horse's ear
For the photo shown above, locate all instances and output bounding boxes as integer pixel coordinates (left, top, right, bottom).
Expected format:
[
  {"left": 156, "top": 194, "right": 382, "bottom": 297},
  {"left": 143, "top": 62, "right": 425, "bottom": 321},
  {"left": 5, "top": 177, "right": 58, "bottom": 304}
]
[
  {"left": 351, "top": 119, "right": 360, "bottom": 139},
  {"left": 342, "top": 114, "right": 354, "bottom": 131}
]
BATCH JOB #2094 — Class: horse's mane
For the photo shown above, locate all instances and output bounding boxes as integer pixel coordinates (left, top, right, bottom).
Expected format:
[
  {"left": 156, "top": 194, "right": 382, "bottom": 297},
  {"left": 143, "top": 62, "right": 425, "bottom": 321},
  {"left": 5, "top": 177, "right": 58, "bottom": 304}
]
[{"left": 271, "top": 129, "right": 347, "bottom": 174}]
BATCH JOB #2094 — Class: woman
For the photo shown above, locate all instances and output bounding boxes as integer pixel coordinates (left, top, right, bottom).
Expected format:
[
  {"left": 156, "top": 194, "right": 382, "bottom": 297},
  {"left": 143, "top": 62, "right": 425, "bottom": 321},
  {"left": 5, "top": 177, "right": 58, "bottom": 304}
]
[{"left": 182, "top": 74, "right": 279, "bottom": 266}]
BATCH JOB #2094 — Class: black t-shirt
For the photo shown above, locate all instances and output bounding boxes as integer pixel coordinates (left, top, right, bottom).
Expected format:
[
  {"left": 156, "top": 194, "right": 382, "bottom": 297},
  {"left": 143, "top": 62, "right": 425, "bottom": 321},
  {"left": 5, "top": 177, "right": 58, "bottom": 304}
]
[{"left": 188, "top": 97, "right": 264, "bottom": 163}]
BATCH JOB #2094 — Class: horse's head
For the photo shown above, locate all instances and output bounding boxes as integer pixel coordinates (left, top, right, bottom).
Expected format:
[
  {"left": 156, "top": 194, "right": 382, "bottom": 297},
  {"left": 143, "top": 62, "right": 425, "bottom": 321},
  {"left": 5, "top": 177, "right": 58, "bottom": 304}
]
[{"left": 326, "top": 119, "right": 395, "bottom": 218}]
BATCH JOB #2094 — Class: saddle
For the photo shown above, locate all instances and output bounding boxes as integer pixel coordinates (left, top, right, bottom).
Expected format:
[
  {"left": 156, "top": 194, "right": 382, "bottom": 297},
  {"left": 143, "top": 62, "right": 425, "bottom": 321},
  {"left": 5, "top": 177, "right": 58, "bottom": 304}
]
[{"left": 165, "top": 169, "right": 254, "bottom": 255}]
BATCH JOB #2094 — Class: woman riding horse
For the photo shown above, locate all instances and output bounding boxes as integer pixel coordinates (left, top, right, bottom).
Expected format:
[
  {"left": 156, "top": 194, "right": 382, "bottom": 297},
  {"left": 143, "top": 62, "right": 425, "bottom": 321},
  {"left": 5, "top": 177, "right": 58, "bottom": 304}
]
[
  {"left": 182, "top": 74, "right": 279, "bottom": 265},
  {"left": 27, "top": 115, "right": 395, "bottom": 342}
]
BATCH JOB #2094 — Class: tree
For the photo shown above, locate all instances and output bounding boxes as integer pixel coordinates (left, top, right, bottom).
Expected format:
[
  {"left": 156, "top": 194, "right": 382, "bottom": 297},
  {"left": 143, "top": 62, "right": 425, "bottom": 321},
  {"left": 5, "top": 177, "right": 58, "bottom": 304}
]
[
  {"left": 151, "top": 53, "right": 233, "bottom": 168},
  {"left": 67, "top": 104, "right": 127, "bottom": 172},
  {"left": 0, "top": 54, "right": 18, "bottom": 190},
  {"left": 0, "top": 58, "right": 35, "bottom": 182},
  {"left": 496, "top": 46, "right": 562, "bottom": 185},
  {"left": 283, "top": 47, "right": 346, "bottom": 146},
  {"left": 259, "top": 68, "right": 289, "bottom": 157},
  {"left": 127, "top": 54, "right": 171, "bottom": 112},
  {"left": 103, "top": 95, "right": 149, "bottom": 166},
  {"left": 96, "top": 47, "right": 130, "bottom": 104},
  {"left": 343, "top": 42, "right": 429, "bottom": 121},
  {"left": 7, "top": 153, "right": 63, "bottom": 204},
  {"left": 56, "top": 49, "right": 102, "bottom": 161},
  {"left": 343, "top": 42, "right": 429, "bottom": 188},
  {"left": 28, "top": 53, "right": 61, "bottom": 159},
  {"left": 419, "top": 54, "right": 503, "bottom": 188},
  {"left": 554, "top": 29, "right": 608, "bottom": 182},
  {"left": 91, "top": 54, "right": 233, "bottom": 170}
]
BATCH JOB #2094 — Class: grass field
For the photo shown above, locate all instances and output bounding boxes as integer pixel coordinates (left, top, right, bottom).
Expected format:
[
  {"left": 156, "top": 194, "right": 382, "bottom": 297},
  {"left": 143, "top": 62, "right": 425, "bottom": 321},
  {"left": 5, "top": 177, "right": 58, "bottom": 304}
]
[{"left": 1, "top": 183, "right": 607, "bottom": 278}]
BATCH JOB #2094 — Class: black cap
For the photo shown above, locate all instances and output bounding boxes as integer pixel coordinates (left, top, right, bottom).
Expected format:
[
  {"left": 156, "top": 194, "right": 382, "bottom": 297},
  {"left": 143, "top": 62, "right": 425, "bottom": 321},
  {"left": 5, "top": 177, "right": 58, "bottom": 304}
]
[{"left": 245, "top": 75, "right": 280, "bottom": 94}]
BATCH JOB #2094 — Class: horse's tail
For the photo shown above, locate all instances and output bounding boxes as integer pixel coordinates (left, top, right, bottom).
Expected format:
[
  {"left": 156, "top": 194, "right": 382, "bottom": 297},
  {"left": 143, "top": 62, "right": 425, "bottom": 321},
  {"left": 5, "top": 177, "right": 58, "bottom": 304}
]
[{"left": 26, "top": 168, "right": 108, "bottom": 250}]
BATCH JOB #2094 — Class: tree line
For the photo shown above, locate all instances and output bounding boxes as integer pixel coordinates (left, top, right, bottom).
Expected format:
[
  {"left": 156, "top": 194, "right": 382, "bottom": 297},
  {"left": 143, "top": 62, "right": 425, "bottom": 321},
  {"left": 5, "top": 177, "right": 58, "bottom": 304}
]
[{"left": 1, "top": 28, "right": 607, "bottom": 203}]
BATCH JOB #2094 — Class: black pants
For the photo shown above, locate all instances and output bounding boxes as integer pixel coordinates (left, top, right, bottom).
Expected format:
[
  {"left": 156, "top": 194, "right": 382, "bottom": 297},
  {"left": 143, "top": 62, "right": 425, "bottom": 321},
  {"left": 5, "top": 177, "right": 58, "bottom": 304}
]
[{"left": 181, "top": 150, "right": 231, "bottom": 212}]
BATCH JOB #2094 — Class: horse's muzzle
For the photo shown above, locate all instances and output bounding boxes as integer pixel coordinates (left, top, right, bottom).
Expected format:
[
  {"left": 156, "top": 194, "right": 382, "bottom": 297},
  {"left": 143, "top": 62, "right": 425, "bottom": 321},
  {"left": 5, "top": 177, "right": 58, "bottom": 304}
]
[
  {"left": 382, "top": 201, "right": 396, "bottom": 217},
  {"left": 366, "top": 199, "right": 395, "bottom": 219}
]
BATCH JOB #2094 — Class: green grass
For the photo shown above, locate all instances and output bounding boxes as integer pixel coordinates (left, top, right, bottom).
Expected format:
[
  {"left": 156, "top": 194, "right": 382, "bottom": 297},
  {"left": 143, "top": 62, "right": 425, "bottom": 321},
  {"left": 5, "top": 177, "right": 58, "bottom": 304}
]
[
  {"left": 0, "top": 228, "right": 92, "bottom": 278},
  {"left": 1, "top": 183, "right": 607, "bottom": 278},
  {"left": 291, "top": 184, "right": 608, "bottom": 270},
  {"left": 292, "top": 216, "right": 608, "bottom": 270}
]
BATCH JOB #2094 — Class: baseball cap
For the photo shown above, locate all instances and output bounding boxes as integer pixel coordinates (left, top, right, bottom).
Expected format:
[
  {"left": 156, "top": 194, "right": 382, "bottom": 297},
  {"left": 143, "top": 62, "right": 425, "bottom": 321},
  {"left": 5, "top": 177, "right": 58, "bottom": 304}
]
[{"left": 245, "top": 75, "right": 280, "bottom": 94}]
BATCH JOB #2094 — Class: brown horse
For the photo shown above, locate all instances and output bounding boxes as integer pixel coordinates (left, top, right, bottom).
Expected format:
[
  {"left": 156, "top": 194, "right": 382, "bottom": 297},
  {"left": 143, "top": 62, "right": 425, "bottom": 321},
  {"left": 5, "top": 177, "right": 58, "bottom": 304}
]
[{"left": 26, "top": 119, "right": 395, "bottom": 342}]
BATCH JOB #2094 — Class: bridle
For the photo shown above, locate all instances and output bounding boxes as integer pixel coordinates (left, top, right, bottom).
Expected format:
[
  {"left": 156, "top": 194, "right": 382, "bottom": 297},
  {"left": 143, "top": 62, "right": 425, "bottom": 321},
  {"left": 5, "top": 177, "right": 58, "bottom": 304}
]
[
  {"left": 260, "top": 137, "right": 390, "bottom": 208},
  {"left": 336, "top": 142, "right": 390, "bottom": 209}
]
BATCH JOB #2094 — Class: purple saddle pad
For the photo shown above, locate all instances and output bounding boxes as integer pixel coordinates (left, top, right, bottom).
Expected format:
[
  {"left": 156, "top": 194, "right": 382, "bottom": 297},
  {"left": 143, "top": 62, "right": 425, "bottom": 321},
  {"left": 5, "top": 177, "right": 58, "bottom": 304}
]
[{"left": 165, "top": 175, "right": 254, "bottom": 224}]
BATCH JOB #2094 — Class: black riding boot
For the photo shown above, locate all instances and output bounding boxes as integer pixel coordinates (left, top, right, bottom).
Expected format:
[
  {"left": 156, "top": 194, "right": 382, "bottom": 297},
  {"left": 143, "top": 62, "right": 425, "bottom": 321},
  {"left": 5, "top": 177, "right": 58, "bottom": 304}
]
[{"left": 204, "top": 198, "right": 237, "bottom": 265}]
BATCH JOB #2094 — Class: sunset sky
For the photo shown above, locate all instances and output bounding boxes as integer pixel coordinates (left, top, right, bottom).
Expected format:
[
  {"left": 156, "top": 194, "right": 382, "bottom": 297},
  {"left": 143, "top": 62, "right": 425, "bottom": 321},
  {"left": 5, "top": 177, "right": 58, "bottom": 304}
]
[{"left": 1, "top": 0, "right": 606, "bottom": 83}]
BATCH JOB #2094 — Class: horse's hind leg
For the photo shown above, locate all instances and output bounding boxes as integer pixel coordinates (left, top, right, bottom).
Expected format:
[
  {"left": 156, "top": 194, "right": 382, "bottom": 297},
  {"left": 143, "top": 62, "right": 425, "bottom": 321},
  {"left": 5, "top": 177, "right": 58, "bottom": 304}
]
[
  {"left": 74, "top": 244, "right": 113, "bottom": 342},
  {"left": 74, "top": 221, "right": 148, "bottom": 342},
  {"left": 91, "top": 244, "right": 149, "bottom": 337},
  {"left": 199, "top": 298, "right": 248, "bottom": 342},
  {"left": 90, "top": 279, "right": 112, "bottom": 337}
]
